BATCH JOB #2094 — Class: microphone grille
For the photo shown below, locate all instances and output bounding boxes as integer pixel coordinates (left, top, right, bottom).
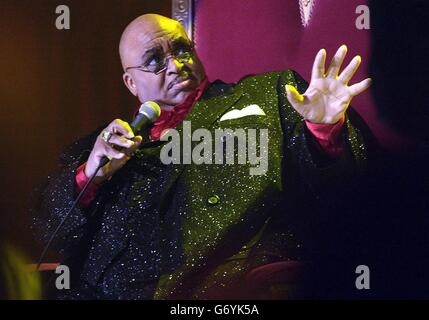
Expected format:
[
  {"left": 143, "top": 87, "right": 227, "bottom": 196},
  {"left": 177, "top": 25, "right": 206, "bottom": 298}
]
[{"left": 139, "top": 101, "right": 161, "bottom": 122}]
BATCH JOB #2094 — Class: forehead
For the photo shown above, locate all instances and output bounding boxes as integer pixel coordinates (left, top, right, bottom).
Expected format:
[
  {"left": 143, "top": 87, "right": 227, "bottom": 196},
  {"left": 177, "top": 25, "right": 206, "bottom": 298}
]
[{"left": 139, "top": 20, "right": 189, "bottom": 50}]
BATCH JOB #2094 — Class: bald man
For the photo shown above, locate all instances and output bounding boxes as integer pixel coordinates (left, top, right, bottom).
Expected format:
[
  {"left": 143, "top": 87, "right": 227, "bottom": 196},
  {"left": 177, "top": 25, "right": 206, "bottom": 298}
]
[
  {"left": 33, "top": 14, "right": 373, "bottom": 299},
  {"left": 84, "top": 14, "right": 207, "bottom": 183}
]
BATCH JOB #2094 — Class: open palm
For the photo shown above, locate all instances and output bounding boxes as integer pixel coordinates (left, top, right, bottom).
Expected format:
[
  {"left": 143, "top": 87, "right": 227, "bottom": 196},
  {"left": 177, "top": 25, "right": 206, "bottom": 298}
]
[{"left": 286, "top": 45, "right": 372, "bottom": 124}]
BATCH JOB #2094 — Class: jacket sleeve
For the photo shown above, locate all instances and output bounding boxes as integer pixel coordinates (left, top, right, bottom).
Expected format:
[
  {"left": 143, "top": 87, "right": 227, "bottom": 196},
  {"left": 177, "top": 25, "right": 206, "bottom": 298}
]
[
  {"left": 248, "top": 70, "right": 377, "bottom": 261},
  {"left": 243, "top": 71, "right": 378, "bottom": 297},
  {"left": 30, "top": 128, "right": 104, "bottom": 257},
  {"left": 277, "top": 70, "right": 376, "bottom": 208}
]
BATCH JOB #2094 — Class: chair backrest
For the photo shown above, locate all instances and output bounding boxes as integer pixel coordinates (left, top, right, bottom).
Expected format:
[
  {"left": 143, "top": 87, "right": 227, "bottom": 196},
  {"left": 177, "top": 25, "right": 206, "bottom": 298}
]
[{"left": 173, "top": 0, "right": 407, "bottom": 148}]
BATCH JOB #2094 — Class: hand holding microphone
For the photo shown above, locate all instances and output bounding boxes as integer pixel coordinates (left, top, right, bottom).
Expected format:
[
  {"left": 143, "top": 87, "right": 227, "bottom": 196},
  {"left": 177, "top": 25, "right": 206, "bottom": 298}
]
[
  {"left": 84, "top": 101, "right": 161, "bottom": 184},
  {"left": 36, "top": 102, "right": 160, "bottom": 269}
]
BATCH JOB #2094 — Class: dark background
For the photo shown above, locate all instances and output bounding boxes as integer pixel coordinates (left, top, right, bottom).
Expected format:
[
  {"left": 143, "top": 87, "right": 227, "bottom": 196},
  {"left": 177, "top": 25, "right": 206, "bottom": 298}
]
[{"left": 0, "top": 0, "right": 170, "bottom": 260}]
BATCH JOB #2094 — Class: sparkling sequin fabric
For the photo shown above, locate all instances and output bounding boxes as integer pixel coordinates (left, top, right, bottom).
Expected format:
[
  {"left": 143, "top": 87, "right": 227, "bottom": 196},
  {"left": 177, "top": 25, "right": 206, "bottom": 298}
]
[{"left": 31, "top": 70, "right": 368, "bottom": 299}]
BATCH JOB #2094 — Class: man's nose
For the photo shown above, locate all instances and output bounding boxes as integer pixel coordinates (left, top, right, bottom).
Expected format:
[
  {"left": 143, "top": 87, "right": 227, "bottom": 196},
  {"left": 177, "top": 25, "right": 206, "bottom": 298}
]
[{"left": 166, "top": 56, "right": 184, "bottom": 75}]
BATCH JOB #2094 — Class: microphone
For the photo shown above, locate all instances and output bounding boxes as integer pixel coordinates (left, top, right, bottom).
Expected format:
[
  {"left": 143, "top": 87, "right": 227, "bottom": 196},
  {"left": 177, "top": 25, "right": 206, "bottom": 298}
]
[
  {"left": 130, "top": 101, "right": 162, "bottom": 133},
  {"left": 99, "top": 101, "right": 161, "bottom": 167}
]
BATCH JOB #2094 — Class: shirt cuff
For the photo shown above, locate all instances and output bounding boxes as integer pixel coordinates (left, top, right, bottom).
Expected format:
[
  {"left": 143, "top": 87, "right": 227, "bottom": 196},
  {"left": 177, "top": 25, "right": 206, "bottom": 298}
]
[
  {"left": 75, "top": 162, "right": 100, "bottom": 208},
  {"left": 305, "top": 116, "right": 345, "bottom": 158}
]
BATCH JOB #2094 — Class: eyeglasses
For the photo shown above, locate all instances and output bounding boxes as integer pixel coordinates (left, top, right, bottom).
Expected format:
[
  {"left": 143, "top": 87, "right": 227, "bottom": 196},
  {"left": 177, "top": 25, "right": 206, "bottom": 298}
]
[{"left": 125, "top": 42, "right": 195, "bottom": 75}]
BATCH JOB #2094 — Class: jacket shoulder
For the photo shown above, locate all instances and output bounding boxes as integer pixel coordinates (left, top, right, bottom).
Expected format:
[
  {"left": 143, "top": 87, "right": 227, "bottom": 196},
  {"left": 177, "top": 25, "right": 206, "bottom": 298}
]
[
  {"left": 231, "top": 70, "right": 307, "bottom": 95},
  {"left": 235, "top": 70, "right": 296, "bottom": 85},
  {"left": 58, "top": 124, "right": 106, "bottom": 166}
]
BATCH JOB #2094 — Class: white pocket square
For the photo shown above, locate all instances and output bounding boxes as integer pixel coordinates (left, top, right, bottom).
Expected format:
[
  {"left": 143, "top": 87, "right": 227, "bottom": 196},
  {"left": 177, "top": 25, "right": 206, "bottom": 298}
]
[{"left": 219, "top": 104, "right": 266, "bottom": 121}]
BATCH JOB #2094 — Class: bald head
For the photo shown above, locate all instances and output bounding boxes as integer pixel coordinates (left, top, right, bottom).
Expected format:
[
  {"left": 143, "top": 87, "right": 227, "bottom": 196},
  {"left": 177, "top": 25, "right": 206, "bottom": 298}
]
[
  {"left": 119, "top": 14, "right": 187, "bottom": 70},
  {"left": 118, "top": 14, "right": 206, "bottom": 108}
]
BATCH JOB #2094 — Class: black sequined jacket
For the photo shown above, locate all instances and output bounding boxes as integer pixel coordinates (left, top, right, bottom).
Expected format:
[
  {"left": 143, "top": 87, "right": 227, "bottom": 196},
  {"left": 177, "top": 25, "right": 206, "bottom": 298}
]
[{"left": 32, "top": 70, "right": 370, "bottom": 299}]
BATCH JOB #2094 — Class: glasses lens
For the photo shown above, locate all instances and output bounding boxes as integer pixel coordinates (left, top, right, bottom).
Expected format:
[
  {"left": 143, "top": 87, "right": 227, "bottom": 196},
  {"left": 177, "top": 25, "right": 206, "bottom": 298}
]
[
  {"left": 147, "top": 46, "right": 193, "bottom": 74},
  {"left": 177, "top": 51, "right": 192, "bottom": 62},
  {"left": 152, "top": 62, "right": 166, "bottom": 73}
]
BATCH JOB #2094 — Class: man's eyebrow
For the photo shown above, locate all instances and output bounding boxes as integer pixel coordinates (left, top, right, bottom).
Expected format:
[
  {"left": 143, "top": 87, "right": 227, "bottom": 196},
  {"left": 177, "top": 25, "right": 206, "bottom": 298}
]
[
  {"left": 140, "top": 38, "right": 191, "bottom": 62},
  {"left": 141, "top": 46, "right": 162, "bottom": 60},
  {"left": 170, "top": 37, "right": 191, "bottom": 47}
]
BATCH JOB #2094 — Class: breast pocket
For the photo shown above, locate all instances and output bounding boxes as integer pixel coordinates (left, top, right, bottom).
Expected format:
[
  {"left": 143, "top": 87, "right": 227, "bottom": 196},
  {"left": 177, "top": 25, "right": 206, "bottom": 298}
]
[{"left": 216, "top": 115, "right": 269, "bottom": 128}]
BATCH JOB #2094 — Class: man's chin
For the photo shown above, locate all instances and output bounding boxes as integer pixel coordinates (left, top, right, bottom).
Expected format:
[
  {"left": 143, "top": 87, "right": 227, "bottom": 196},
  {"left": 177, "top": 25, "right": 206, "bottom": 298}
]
[{"left": 172, "top": 91, "right": 193, "bottom": 104}]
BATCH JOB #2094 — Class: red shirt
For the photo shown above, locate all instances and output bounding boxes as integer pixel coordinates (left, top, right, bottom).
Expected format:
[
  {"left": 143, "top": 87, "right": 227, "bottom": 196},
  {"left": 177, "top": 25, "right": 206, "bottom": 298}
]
[
  {"left": 149, "top": 78, "right": 209, "bottom": 140},
  {"left": 75, "top": 80, "right": 344, "bottom": 207}
]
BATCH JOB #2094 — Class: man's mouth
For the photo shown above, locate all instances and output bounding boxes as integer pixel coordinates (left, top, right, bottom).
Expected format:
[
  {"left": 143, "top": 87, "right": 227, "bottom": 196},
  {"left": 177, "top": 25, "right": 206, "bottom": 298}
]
[{"left": 168, "top": 75, "right": 195, "bottom": 90}]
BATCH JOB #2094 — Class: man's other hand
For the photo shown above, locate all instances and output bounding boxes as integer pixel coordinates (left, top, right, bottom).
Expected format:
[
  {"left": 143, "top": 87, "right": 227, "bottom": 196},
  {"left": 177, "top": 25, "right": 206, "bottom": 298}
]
[{"left": 286, "top": 45, "right": 372, "bottom": 124}]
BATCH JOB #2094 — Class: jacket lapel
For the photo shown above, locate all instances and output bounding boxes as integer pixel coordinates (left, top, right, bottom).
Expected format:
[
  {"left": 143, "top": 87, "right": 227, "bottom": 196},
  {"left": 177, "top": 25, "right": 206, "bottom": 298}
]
[
  {"left": 156, "top": 90, "right": 244, "bottom": 211},
  {"left": 183, "top": 90, "right": 244, "bottom": 129}
]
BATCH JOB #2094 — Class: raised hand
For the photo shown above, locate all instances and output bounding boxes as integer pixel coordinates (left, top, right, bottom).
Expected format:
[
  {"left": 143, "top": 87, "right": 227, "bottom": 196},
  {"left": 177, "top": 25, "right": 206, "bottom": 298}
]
[{"left": 286, "top": 45, "right": 372, "bottom": 124}]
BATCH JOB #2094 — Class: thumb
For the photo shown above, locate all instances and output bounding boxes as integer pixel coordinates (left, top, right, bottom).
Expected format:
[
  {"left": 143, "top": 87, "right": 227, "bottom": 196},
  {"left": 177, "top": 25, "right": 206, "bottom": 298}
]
[
  {"left": 285, "top": 84, "right": 304, "bottom": 104},
  {"left": 128, "top": 135, "right": 143, "bottom": 155}
]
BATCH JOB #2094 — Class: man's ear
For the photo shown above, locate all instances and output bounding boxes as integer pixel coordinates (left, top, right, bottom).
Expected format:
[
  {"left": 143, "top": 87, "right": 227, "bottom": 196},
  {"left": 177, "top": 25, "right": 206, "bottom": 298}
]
[{"left": 122, "top": 72, "right": 138, "bottom": 96}]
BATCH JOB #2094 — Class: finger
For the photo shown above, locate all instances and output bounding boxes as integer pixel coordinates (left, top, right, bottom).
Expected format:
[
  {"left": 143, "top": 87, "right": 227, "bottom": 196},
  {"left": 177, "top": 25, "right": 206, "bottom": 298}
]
[
  {"left": 311, "top": 48, "right": 327, "bottom": 79},
  {"left": 326, "top": 44, "right": 348, "bottom": 78},
  {"left": 107, "top": 119, "right": 134, "bottom": 138},
  {"left": 104, "top": 146, "right": 127, "bottom": 160},
  {"left": 285, "top": 84, "right": 304, "bottom": 105},
  {"left": 338, "top": 55, "right": 361, "bottom": 84},
  {"left": 106, "top": 133, "right": 136, "bottom": 149},
  {"left": 349, "top": 78, "right": 372, "bottom": 96},
  {"left": 130, "top": 136, "right": 143, "bottom": 151},
  {"left": 124, "top": 136, "right": 143, "bottom": 156}
]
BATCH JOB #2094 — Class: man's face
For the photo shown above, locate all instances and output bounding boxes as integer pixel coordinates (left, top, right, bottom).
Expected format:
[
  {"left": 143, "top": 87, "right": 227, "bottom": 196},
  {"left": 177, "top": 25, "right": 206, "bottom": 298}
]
[{"left": 122, "top": 18, "right": 206, "bottom": 108}]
